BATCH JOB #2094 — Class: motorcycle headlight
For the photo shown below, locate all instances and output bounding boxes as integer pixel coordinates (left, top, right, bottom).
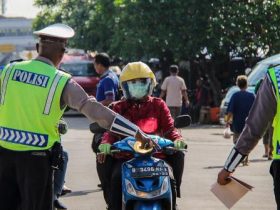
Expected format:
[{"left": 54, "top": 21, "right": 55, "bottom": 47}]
[
  {"left": 125, "top": 179, "right": 137, "bottom": 196},
  {"left": 125, "top": 177, "right": 170, "bottom": 199},
  {"left": 160, "top": 176, "right": 169, "bottom": 195}
]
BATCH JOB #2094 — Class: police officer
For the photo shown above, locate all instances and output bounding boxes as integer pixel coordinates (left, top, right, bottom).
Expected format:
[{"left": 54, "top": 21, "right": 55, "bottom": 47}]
[
  {"left": 217, "top": 66, "right": 280, "bottom": 210},
  {"left": 0, "top": 23, "right": 151, "bottom": 210}
]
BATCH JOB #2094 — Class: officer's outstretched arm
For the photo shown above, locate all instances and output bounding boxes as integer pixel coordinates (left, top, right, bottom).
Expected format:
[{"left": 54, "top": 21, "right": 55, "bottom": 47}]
[{"left": 62, "top": 79, "right": 146, "bottom": 139}]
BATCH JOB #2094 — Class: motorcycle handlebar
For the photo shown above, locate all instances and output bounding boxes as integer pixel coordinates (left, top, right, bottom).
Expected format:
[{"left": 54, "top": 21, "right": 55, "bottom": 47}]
[
  {"left": 165, "top": 146, "right": 188, "bottom": 153},
  {"left": 97, "top": 147, "right": 187, "bottom": 156},
  {"left": 97, "top": 149, "right": 121, "bottom": 155}
]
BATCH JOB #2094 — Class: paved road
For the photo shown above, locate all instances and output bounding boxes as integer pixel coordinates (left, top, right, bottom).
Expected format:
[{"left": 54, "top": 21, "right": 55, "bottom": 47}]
[{"left": 60, "top": 116, "right": 276, "bottom": 210}]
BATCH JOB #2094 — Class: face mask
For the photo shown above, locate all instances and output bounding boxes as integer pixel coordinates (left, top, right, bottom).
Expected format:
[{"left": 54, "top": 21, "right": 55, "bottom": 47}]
[{"left": 127, "top": 81, "right": 149, "bottom": 99}]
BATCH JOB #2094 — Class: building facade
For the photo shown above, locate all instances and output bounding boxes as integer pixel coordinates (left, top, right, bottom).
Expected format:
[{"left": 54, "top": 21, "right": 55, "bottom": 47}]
[{"left": 0, "top": 17, "right": 36, "bottom": 52}]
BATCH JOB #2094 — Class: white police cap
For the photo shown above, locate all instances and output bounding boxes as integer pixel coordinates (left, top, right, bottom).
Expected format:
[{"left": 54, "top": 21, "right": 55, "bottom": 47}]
[{"left": 33, "top": 23, "right": 75, "bottom": 39}]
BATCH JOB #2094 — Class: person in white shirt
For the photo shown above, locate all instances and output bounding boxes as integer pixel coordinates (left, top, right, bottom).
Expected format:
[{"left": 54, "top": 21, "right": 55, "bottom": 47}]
[{"left": 160, "top": 65, "right": 189, "bottom": 119}]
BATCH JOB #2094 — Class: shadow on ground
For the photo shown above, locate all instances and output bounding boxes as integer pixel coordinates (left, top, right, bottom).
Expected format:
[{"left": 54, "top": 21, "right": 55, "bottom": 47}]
[
  {"left": 63, "top": 189, "right": 102, "bottom": 197},
  {"left": 188, "top": 124, "right": 224, "bottom": 129},
  {"left": 203, "top": 159, "right": 271, "bottom": 170}
]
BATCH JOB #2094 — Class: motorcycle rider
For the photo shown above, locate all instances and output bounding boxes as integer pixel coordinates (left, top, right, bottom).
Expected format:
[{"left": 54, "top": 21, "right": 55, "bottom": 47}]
[{"left": 97, "top": 62, "right": 187, "bottom": 210}]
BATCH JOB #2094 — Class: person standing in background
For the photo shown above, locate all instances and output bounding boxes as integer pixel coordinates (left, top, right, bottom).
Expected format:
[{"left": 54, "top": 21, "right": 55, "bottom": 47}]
[
  {"left": 160, "top": 64, "right": 189, "bottom": 119},
  {"left": 193, "top": 77, "right": 212, "bottom": 124},
  {"left": 94, "top": 53, "right": 119, "bottom": 106},
  {"left": 92, "top": 53, "right": 120, "bottom": 153},
  {"left": 92, "top": 53, "right": 120, "bottom": 191},
  {"left": 225, "top": 75, "right": 255, "bottom": 166},
  {"left": 149, "top": 58, "right": 163, "bottom": 97}
]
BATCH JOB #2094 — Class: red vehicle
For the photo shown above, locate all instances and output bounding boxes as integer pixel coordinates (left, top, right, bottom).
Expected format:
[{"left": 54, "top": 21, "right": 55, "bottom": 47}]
[{"left": 59, "top": 54, "right": 99, "bottom": 96}]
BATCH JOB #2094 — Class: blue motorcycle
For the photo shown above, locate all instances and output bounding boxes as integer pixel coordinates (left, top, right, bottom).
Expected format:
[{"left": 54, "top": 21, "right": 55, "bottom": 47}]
[
  {"left": 113, "top": 136, "right": 184, "bottom": 210},
  {"left": 90, "top": 115, "right": 190, "bottom": 210}
]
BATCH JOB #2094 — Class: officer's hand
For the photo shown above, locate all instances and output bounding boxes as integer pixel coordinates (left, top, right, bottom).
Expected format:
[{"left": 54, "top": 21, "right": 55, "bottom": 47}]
[
  {"left": 58, "top": 119, "right": 68, "bottom": 135},
  {"left": 135, "top": 131, "right": 153, "bottom": 149},
  {"left": 174, "top": 139, "right": 188, "bottom": 149},
  {"left": 217, "top": 169, "right": 232, "bottom": 185}
]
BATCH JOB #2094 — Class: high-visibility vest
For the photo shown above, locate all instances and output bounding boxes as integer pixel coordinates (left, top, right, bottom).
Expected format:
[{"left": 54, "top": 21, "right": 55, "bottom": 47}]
[
  {"left": 268, "top": 66, "right": 280, "bottom": 159},
  {"left": 0, "top": 60, "right": 71, "bottom": 151}
]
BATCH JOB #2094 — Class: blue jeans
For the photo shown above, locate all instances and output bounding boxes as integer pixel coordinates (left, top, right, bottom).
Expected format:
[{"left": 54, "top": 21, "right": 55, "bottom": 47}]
[{"left": 54, "top": 150, "right": 68, "bottom": 199}]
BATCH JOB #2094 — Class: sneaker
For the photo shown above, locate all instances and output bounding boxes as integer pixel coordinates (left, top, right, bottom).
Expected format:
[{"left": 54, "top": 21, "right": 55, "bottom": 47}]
[
  {"left": 61, "top": 185, "right": 72, "bottom": 196},
  {"left": 54, "top": 199, "right": 67, "bottom": 210}
]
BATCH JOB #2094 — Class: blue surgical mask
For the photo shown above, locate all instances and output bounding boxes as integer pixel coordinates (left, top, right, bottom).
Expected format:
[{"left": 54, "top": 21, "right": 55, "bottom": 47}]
[{"left": 127, "top": 81, "right": 149, "bottom": 99}]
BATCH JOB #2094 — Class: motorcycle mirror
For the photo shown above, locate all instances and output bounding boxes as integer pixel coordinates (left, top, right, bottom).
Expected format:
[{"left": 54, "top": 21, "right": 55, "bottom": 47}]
[
  {"left": 89, "top": 122, "right": 107, "bottom": 134},
  {"left": 174, "top": 115, "right": 192, "bottom": 128}
]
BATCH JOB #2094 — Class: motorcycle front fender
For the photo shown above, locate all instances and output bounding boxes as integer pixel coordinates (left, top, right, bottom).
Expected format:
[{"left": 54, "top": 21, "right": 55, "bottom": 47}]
[{"left": 133, "top": 200, "right": 163, "bottom": 210}]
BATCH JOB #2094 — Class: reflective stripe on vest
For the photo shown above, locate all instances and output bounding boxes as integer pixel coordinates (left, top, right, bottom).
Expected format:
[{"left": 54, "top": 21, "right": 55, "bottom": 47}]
[
  {"left": 44, "top": 71, "right": 63, "bottom": 115},
  {"left": 268, "top": 66, "right": 280, "bottom": 159},
  {"left": 0, "top": 126, "right": 48, "bottom": 147},
  {"left": 0, "top": 62, "right": 16, "bottom": 105}
]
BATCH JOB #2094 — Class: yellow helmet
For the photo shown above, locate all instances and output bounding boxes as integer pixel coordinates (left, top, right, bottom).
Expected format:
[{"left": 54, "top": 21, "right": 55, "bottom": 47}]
[
  {"left": 120, "top": 62, "right": 157, "bottom": 99},
  {"left": 120, "top": 62, "right": 156, "bottom": 85}
]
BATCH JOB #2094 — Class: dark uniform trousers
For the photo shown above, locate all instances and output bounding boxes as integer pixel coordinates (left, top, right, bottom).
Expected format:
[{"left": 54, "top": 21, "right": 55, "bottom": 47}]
[
  {"left": 0, "top": 147, "right": 53, "bottom": 210},
  {"left": 270, "top": 160, "right": 280, "bottom": 210}
]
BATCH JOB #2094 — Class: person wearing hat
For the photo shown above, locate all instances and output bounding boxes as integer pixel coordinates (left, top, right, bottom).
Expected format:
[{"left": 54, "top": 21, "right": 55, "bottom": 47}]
[
  {"left": 97, "top": 62, "right": 187, "bottom": 210},
  {"left": 0, "top": 23, "right": 152, "bottom": 210}
]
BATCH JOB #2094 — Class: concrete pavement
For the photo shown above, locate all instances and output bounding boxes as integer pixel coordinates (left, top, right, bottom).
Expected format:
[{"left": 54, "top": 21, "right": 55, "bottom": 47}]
[{"left": 60, "top": 116, "right": 276, "bottom": 210}]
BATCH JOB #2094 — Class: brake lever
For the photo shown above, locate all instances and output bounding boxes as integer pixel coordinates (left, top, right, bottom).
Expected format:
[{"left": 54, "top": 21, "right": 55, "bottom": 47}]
[
  {"left": 165, "top": 146, "right": 187, "bottom": 153},
  {"left": 111, "top": 149, "right": 121, "bottom": 154},
  {"left": 97, "top": 149, "right": 121, "bottom": 155}
]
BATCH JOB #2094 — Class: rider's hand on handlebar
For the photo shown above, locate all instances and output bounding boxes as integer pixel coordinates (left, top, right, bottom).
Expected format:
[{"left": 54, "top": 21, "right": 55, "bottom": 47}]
[
  {"left": 174, "top": 139, "right": 187, "bottom": 149},
  {"left": 135, "top": 130, "right": 153, "bottom": 149},
  {"left": 97, "top": 143, "right": 112, "bottom": 164},
  {"left": 98, "top": 143, "right": 112, "bottom": 155}
]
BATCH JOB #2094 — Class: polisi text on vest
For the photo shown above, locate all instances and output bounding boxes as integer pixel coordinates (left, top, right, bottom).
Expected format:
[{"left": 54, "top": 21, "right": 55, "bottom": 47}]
[{"left": 12, "top": 69, "right": 49, "bottom": 88}]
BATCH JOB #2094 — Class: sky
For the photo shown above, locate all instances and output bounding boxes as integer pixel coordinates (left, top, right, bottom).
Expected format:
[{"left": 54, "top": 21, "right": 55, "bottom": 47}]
[{"left": 5, "top": 0, "right": 40, "bottom": 18}]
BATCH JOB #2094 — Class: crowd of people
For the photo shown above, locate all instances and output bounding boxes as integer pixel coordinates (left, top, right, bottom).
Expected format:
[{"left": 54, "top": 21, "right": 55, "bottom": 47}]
[{"left": 0, "top": 22, "right": 279, "bottom": 210}]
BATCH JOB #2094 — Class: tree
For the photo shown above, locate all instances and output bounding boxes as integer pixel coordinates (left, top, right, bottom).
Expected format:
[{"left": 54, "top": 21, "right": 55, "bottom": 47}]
[
  {"left": 34, "top": 0, "right": 280, "bottom": 105},
  {"left": 33, "top": 0, "right": 280, "bottom": 59},
  {"left": 34, "top": 0, "right": 117, "bottom": 51}
]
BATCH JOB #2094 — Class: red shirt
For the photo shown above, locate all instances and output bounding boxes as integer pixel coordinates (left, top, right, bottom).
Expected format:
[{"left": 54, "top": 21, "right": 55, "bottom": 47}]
[{"left": 101, "top": 96, "right": 182, "bottom": 145}]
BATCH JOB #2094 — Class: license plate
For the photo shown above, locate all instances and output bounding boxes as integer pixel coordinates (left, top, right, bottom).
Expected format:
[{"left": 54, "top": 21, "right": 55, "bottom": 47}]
[{"left": 131, "top": 166, "right": 169, "bottom": 178}]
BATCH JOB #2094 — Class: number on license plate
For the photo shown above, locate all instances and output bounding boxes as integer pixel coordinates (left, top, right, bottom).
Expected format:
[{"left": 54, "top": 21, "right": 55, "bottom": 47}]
[{"left": 131, "top": 166, "right": 169, "bottom": 177}]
